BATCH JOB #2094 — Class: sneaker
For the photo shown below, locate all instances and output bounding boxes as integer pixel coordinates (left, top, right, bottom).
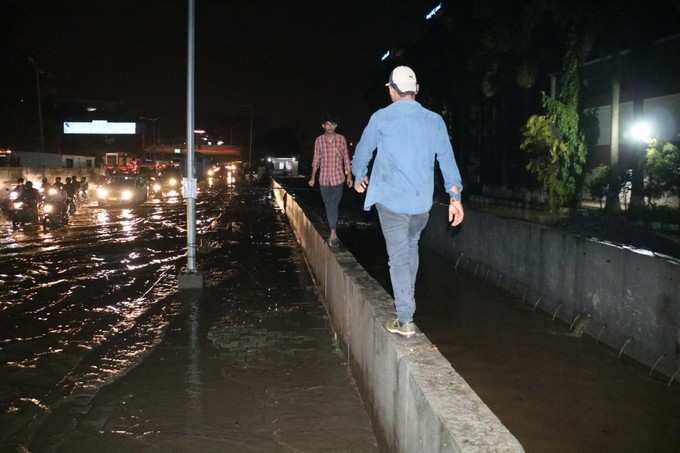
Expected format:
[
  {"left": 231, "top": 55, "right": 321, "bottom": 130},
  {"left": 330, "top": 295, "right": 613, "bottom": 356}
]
[
  {"left": 328, "top": 238, "right": 340, "bottom": 248},
  {"left": 385, "top": 319, "right": 416, "bottom": 337}
]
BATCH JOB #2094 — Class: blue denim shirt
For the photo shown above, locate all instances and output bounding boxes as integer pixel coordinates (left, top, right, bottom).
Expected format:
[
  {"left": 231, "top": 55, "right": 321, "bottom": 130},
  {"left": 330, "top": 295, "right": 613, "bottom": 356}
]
[{"left": 352, "top": 99, "right": 463, "bottom": 214}]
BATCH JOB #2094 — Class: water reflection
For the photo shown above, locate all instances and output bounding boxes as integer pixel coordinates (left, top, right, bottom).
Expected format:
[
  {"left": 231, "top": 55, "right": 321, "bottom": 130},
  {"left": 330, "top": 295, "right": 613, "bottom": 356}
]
[
  {"left": 185, "top": 291, "right": 203, "bottom": 423},
  {"left": 0, "top": 186, "right": 195, "bottom": 448},
  {"left": 96, "top": 211, "right": 109, "bottom": 225}
]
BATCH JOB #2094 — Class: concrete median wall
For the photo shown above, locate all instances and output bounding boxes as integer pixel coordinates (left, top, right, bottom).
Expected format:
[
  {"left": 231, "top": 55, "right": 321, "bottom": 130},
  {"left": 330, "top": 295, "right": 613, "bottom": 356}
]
[
  {"left": 272, "top": 180, "right": 525, "bottom": 453},
  {"left": 422, "top": 204, "right": 680, "bottom": 379}
]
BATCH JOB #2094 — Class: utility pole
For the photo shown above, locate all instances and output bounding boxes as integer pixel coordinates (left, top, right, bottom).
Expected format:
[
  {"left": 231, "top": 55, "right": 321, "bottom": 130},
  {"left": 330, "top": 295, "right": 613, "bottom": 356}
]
[
  {"left": 28, "top": 57, "right": 45, "bottom": 153},
  {"left": 606, "top": 57, "right": 621, "bottom": 212},
  {"left": 248, "top": 105, "right": 254, "bottom": 170},
  {"left": 179, "top": 0, "right": 203, "bottom": 289}
]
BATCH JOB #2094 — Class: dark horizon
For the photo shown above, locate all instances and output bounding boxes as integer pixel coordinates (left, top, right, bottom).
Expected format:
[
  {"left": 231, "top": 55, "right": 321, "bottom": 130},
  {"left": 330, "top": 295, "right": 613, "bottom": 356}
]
[{"left": 2, "top": 0, "right": 435, "bottom": 154}]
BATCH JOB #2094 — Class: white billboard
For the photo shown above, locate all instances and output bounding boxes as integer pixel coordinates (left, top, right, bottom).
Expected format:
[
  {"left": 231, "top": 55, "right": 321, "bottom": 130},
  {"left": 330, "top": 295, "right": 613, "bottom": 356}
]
[{"left": 63, "top": 120, "right": 137, "bottom": 135}]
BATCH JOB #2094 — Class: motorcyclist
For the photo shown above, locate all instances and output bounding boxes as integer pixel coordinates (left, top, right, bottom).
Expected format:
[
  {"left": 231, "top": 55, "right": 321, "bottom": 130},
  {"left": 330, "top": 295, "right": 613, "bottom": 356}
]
[
  {"left": 53, "top": 177, "right": 64, "bottom": 191},
  {"left": 79, "top": 176, "right": 89, "bottom": 199},
  {"left": 71, "top": 175, "right": 81, "bottom": 194},
  {"left": 17, "top": 181, "right": 40, "bottom": 223},
  {"left": 12, "top": 178, "right": 25, "bottom": 197},
  {"left": 40, "top": 177, "right": 51, "bottom": 195},
  {"left": 14, "top": 178, "right": 25, "bottom": 191},
  {"left": 64, "top": 177, "right": 77, "bottom": 214},
  {"left": 42, "top": 179, "right": 67, "bottom": 225},
  {"left": 44, "top": 177, "right": 66, "bottom": 204}
]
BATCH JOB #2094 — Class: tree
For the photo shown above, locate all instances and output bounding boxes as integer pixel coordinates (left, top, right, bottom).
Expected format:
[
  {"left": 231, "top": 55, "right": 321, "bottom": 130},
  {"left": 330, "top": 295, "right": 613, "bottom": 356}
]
[
  {"left": 644, "top": 139, "right": 680, "bottom": 207},
  {"left": 520, "top": 34, "right": 587, "bottom": 211}
]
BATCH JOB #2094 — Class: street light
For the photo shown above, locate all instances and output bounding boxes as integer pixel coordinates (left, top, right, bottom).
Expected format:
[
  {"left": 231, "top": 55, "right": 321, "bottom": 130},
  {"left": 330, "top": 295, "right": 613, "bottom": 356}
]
[
  {"left": 628, "top": 120, "right": 654, "bottom": 209},
  {"left": 630, "top": 121, "right": 653, "bottom": 143}
]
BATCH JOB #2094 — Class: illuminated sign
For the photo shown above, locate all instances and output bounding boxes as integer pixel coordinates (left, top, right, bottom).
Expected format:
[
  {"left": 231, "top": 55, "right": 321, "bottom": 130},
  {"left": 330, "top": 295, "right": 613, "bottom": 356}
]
[
  {"left": 63, "top": 120, "right": 137, "bottom": 135},
  {"left": 425, "top": 3, "right": 442, "bottom": 20}
]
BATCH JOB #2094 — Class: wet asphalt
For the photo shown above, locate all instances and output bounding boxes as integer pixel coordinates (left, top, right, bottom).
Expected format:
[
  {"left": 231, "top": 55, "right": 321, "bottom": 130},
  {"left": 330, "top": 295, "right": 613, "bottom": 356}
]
[{"left": 0, "top": 183, "right": 377, "bottom": 452}]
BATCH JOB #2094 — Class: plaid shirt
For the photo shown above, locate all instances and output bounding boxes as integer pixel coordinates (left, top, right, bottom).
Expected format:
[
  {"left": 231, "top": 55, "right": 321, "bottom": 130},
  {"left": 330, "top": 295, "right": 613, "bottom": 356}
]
[{"left": 312, "top": 133, "right": 351, "bottom": 186}]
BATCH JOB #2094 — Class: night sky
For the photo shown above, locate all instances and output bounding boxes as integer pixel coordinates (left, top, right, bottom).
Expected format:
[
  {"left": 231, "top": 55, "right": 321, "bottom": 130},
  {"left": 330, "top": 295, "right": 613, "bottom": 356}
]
[{"left": 4, "top": 0, "right": 435, "bottom": 154}]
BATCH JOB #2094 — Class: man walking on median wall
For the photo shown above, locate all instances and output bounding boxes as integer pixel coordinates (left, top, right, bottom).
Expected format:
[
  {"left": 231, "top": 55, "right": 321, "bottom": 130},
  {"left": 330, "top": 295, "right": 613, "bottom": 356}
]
[
  {"left": 308, "top": 114, "right": 353, "bottom": 247},
  {"left": 352, "top": 66, "right": 464, "bottom": 337}
]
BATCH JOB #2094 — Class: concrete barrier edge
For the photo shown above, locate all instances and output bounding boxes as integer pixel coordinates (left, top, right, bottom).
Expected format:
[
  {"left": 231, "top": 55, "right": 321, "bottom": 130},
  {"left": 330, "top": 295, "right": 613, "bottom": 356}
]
[{"left": 272, "top": 180, "right": 525, "bottom": 453}]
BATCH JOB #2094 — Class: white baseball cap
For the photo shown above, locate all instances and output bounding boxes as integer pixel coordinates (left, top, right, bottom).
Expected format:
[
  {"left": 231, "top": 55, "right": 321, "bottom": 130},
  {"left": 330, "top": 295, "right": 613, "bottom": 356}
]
[{"left": 386, "top": 66, "right": 418, "bottom": 93}]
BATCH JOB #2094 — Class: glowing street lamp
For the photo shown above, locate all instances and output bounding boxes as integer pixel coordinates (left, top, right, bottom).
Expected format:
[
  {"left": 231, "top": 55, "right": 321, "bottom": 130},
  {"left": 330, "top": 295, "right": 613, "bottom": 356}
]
[
  {"left": 628, "top": 120, "right": 654, "bottom": 209},
  {"left": 629, "top": 121, "right": 653, "bottom": 143}
]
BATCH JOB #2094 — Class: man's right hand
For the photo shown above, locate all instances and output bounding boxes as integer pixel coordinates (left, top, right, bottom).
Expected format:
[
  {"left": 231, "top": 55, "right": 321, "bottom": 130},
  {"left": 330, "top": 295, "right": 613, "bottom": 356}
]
[
  {"left": 354, "top": 177, "right": 368, "bottom": 193},
  {"left": 449, "top": 200, "right": 464, "bottom": 227},
  {"left": 307, "top": 178, "right": 315, "bottom": 187}
]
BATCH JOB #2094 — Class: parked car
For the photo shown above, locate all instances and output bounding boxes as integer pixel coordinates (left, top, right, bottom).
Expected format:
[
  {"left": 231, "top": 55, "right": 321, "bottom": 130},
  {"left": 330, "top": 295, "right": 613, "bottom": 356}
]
[{"left": 97, "top": 175, "right": 148, "bottom": 207}]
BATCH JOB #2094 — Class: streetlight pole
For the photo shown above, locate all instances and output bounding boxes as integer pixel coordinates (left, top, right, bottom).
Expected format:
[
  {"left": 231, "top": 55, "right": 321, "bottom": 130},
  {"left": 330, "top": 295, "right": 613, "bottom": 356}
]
[
  {"left": 248, "top": 105, "right": 254, "bottom": 170},
  {"left": 186, "top": 0, "right": 197, "bottom": 273},
  {"left": 28, "top": 57, "right": 45, "bottom": 154},
  {"left": 178, "top": 0, "right": 202, "bottom": 289}
]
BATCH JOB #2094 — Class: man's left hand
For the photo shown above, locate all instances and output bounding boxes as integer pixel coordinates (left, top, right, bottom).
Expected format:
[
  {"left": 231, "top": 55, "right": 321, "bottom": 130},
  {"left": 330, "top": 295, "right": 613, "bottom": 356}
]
[{"left": 449, "top": 200, "right": 464, "bottom": 227}]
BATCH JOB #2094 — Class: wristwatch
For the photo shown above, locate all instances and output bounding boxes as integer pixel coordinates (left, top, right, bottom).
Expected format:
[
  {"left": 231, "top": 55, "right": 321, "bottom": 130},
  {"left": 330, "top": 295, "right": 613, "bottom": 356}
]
[{"left": 450, "top": 192, "right": 461, "bottom": 202}]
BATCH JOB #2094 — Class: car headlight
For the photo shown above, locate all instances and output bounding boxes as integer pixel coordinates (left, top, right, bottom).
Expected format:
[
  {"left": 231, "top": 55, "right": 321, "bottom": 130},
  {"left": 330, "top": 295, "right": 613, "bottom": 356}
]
[
  {"left": 153, "top": 183, "right": 161, "bottom": 192},
  {"left": 97, "top": 187, "right": 109, "bottom": 199},
  {"left": 13, "top": 202, "right": 23, "bottom": 209},
  {"left": 48, "top": 188, "right": 58, "bottom": 196},
  {"left": 121, "top": 190, "right": 133, "bottom": 201},
  {"left": 44, "top": 204, "right": 54, "bottom": 213},
  {"left": 168, "top": 178, "right": 177, "bottom": 186},
  {"left": 207, "top": 169, "right": 214, "bottom": 176},
  {"left": 9, "top": 191, "right": 18, "bottom": 201}
]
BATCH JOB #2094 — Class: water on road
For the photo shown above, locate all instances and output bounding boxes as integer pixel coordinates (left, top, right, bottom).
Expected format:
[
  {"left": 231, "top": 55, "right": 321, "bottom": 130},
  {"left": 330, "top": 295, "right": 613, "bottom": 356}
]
[{"left": 0, "top": 183, "right": 376, "bottom": 452}]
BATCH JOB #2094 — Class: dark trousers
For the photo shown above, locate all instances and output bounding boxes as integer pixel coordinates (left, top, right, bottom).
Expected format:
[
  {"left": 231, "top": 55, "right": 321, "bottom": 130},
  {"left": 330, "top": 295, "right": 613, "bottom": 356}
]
[{"left": 320, "top": 184, "right": 344, "bottom": 230}]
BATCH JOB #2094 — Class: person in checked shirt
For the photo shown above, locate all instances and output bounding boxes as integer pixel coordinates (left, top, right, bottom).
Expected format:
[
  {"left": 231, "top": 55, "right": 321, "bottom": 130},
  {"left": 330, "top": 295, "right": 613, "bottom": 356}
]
[{"left": 308, "top": 114, "right": 353, "bottom": 247}]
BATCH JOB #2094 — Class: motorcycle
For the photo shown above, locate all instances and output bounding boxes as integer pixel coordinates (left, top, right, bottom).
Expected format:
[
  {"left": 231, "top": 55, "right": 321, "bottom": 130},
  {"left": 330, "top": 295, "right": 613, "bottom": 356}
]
[
  {"left": 9, "top": 198, "right": 39, "bottom": 229},
  {"left": 41, "top": 201, "right": 68, "bottom": 229},
  {"left": 42, "top": 188, "right": 69, "bottom": 229}
]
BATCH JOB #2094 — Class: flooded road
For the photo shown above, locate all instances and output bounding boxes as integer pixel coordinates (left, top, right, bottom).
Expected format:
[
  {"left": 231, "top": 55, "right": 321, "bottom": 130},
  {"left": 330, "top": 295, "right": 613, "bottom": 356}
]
[
  {"left": 0, "top": 184, "right": 376, "bottom": 452},
  {"left": 281, "top": 177, "right": 680, "bottom": 453}
]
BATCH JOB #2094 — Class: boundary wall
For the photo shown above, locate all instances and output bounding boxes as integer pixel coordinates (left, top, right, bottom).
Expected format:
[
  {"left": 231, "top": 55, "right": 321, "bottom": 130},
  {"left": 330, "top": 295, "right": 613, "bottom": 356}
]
[{"left": 422, "top": 204, "right": 680, "bottom": 379}]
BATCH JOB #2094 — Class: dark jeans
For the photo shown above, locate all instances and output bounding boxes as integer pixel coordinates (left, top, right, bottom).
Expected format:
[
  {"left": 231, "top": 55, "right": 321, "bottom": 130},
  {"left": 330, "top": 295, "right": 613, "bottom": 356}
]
[
  {"left": 376, "top": 204, "right": 430, "bottom": 324},
  {"left": 320, "top": 184, "right": 344, "bottom": 230}
]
